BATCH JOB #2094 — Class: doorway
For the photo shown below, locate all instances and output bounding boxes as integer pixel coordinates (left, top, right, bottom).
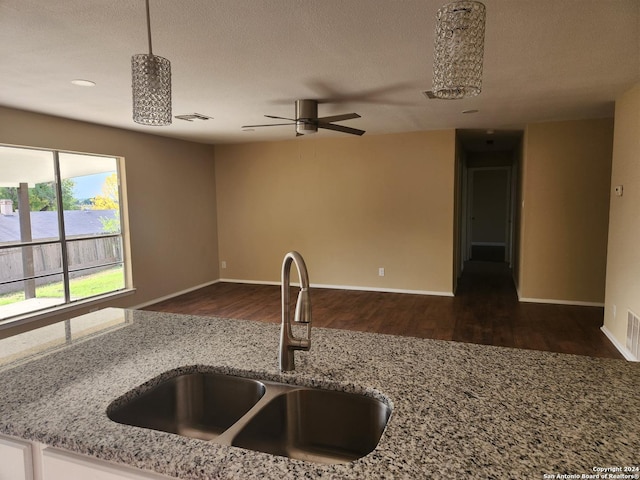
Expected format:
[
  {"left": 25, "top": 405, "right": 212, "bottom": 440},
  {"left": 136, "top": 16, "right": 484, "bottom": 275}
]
[
  {"left": 467, "top": 167, "right": 511, "bottom": 263},
  {"left": 455, "top": 129, "right": 522, "bottom": 286}
]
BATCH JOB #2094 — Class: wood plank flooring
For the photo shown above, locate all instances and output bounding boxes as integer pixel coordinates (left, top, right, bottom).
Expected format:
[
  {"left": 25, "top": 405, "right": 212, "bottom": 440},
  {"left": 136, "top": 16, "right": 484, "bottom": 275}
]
[{"left": 144, "top": 261, "right": 622, "bottom": 359}]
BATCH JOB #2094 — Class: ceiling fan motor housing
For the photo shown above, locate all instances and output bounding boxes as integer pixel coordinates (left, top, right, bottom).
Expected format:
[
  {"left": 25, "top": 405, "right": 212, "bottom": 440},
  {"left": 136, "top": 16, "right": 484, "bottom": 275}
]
[{"left": 295, "top": 99, "right": 318, "bottom": 135}]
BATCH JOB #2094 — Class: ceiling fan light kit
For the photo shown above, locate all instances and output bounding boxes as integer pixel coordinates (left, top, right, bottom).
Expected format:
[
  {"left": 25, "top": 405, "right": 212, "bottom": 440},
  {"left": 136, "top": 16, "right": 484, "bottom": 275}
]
[
  {"left": 295, "top": 99, "right": 318, "bottom": 135},
  {"left": 132, "top": 0, "right": 172, "bottom": 126},
  {"left": 432, "top": 0, "right": 486, "bottom": 100}
]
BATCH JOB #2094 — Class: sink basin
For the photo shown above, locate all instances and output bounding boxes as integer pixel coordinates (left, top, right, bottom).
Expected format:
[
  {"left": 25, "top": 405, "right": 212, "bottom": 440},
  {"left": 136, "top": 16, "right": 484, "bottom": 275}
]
[
  {"left": 231, "top": 388, "right": 391, "bottom": 464},
  {"left": 107, "top": 372, "right": 266, "bottom": 441},
  {"left": 108, "top": 370, "right": 391, "bottom": 464}
]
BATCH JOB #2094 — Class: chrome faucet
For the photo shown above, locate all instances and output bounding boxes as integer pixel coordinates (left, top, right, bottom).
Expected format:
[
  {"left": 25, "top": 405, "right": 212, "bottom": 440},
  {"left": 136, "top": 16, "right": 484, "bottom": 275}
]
[{"left": 279, "top": 251, "right": 312, "bottom": 371}]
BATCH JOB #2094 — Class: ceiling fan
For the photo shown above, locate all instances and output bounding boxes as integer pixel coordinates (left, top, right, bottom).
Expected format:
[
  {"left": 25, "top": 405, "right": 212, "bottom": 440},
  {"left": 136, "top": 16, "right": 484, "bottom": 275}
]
[{"left": 242, "top": 99, "right": 365, "bottom": 136}]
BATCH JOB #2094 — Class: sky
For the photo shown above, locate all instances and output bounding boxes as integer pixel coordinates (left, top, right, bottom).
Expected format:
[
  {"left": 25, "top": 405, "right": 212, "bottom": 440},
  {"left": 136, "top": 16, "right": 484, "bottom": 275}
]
[{"left": 72, "top": 172, "right": 110, "bottom": 200}]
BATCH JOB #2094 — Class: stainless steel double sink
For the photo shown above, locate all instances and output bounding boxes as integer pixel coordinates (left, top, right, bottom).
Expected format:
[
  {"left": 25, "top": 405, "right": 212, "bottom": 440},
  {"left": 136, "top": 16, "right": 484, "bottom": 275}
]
[{"left": 107, "top": 371, "right": 391, "bottom": 464}]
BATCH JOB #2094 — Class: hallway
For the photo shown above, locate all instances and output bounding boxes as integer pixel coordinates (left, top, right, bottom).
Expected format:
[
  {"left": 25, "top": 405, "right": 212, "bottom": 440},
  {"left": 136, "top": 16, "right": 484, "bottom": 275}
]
[
  {"left": 146, "top": 262, "right": 622, "bottom": 359},
  {"left": 451, "top": 261, "right": 619, "bottom": 356}
]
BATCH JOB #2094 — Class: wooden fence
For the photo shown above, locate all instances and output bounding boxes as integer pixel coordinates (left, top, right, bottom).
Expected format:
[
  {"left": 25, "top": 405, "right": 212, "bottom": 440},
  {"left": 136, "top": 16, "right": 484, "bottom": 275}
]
[{"left": 0, "top": 236, "right": 122, "bottom": 294}]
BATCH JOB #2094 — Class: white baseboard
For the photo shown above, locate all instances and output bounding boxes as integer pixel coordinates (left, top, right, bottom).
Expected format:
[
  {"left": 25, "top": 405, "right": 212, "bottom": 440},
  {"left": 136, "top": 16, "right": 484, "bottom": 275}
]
[
  {"left": 518, "top": 297, "right": 604, "bottom": 307},
  {"left": 220, "top": 278, "right": 454, "bottom": 297},
  {"left": 601, "top": 326, "right": 638, "bottom": 361},
  {"left": 219, "top": 278, "right": 279, "bottom": 286},
  {"left": 314, "top": 282, "right": 455, "bottom": 297},
  {"left": 516, "top": 288, "right": 604, "bottom": 307},
  {"left": 131, "top": 280, "right": 220, "bottom": 309}
]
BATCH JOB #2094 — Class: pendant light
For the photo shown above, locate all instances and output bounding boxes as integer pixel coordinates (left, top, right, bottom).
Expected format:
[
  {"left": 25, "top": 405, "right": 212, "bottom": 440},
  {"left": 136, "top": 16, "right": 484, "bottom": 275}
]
[
  {"left": 432, "top": 1, "right": 486, "bottom": 99},
  {"left": 131, "top": 0, "right": 172, "bottom": 125}
]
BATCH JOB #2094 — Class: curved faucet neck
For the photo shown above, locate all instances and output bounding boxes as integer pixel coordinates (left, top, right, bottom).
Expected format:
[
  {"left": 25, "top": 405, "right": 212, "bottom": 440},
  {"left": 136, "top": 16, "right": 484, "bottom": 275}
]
[
  {"left": 282, "top": 251, "right": 310, "bottom": 289},
  {"left": 279, "top": 251, "right": 312, "bottom": 371}
]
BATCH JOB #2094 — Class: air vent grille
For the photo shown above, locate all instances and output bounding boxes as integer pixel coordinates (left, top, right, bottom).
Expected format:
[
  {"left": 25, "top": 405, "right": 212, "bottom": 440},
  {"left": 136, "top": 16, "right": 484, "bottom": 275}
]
[
  {"left": 174, "top": 113, "right": 213, "bottom": 122},
  {"left": 627, "top": 310, "right": 640, "bottom": 360}
]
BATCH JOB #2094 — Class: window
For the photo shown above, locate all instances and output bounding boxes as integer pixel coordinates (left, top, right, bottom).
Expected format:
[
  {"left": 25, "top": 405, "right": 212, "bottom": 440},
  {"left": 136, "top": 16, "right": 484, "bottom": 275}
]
[{"left": 0, "top": 145, "right": 127, "bottom": 322}]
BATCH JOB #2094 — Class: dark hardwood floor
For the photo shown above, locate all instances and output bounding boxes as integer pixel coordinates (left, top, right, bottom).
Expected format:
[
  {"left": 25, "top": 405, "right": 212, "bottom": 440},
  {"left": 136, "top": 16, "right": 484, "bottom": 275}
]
[{"left": 145, "top": 261, "right": 622, "bottom": 359}]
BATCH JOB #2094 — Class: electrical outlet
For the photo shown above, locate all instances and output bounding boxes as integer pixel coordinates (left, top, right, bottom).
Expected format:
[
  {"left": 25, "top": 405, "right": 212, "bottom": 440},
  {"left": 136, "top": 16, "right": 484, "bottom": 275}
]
[
  {"left": 378, "top": 267, "right": 385, "bottom": 277},
  {"left": 221, "top": 261, "right": 227, "bottom": 269}
]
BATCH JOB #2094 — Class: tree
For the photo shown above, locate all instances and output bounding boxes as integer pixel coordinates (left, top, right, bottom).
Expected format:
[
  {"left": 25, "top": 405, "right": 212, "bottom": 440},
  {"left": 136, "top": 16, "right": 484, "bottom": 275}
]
[
  {"left": 29, "top": 183, "right": 56, "bottom": 211},
  {"left": 92, "top": 174, "right": 120, "bottom": 234},
  {"left": 91, "top": 174, "right": 119, "bottom": 210},
  {"left": 29, "top": 180, "right": 78, "bottom": 211},
  {"left": 0, "top": 187, "right": 18, "bottom": 210},
  {"left": 61, "top": 179, "right": 80, "bottom": 210},
  {"left": 0, "top": 180, "right": 78, "bottom": 211}
]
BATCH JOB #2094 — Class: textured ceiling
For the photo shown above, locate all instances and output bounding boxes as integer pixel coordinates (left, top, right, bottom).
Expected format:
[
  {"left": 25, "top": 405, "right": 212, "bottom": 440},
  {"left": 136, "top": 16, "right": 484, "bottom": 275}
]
[{"left": 1, "top": 0, "right": 638, "bottom": 145}]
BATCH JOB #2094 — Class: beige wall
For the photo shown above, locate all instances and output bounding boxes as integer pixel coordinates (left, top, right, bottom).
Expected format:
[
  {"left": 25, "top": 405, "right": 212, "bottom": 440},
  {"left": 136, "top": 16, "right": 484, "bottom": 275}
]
[
  {"left": 215, "top": 130, "right": 456, "bottom": 294},
  {"left": 2, "top": 105, "right": 624, "bottom": 339},
  {"left": 466, "top": 150, "right": 513, "bottom": 168},
  {"left": 603, "top": 83, "right": 640, "bottom": 354},
  {"left": 512, "top": 143, "right": 524, "bottom": 291},
  {"left": 452, "top": 137, "right": 464, "bottom": 290},
  {"left": 518, "top": 118, "right": 614, "bottom": 304},
  {"left": 0, "top": 107, "right": 218, "bottom": 335}
]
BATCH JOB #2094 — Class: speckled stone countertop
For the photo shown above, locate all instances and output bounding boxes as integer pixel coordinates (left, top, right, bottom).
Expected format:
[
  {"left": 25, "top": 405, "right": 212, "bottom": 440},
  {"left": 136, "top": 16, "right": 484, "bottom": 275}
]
[{"left": 0, "top": 308, "right": 639, "bottom": 479}]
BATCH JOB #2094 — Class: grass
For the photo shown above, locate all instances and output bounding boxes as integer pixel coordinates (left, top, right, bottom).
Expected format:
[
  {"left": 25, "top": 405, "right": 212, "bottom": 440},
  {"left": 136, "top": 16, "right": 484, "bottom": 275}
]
[{"left": 0, "top": 267, "right": 124, "bottom": 306}]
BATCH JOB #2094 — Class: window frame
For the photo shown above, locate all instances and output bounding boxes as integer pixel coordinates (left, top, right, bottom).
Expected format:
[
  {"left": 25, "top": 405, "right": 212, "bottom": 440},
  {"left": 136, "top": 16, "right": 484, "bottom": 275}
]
[{"left": 0, "top": 144, "right": 133, "bottom": 328}]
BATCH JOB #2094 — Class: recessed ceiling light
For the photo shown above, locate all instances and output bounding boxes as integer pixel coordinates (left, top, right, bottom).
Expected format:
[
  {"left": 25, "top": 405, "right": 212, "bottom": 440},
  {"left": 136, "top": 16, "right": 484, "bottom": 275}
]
[
  {"left": 462, "top": 109, "right": 479, "bottom": 114},
  {"left": 71, "top": 79, "right": 96, "bottom": 87}
]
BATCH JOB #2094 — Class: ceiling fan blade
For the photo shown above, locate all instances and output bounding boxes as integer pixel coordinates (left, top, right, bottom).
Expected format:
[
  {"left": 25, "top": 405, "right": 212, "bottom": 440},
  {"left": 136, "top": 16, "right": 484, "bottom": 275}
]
[
  {"left": 318, "top": 122, "right": 365, "bottom": 136},
  {"left": 265, "top": 114, "right": 297, "bottom": 122},
  {"left": 316, "top": 113, "right": 361, "bottom": 123},
  {"left": 241, "top": 122, "right": 296, "bottom": 128}
]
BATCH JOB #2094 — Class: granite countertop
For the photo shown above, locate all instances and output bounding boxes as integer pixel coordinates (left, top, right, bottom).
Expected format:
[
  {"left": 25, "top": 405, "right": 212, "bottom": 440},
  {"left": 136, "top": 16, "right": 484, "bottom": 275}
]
[{"left": 0, "top": 308, "right": 638, "bottom": 479}]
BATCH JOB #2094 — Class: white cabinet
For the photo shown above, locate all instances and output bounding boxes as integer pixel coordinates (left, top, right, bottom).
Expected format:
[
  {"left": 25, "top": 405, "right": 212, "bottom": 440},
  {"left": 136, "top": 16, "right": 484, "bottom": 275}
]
[
  {"left": 0, "top": 435, "right": 34, "bottom": 480},
  {"left": 0, "top": 434, "right": 172, "bottom": 480},
  {"left": 41, "top": 448, "right": 174, "bottom": 480}
]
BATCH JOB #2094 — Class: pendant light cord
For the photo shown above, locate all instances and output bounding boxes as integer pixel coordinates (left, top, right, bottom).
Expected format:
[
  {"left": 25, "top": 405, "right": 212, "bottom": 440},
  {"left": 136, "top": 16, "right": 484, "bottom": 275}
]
[{"left": 145, "top": 0, "right": 153, "bottom": 55}]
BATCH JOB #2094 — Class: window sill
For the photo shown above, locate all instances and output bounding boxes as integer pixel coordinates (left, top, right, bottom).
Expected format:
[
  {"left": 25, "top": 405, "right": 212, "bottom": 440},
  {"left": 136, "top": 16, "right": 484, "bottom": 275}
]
[{"left": 0, "top": 289, "right": 137, "bottom": 336}]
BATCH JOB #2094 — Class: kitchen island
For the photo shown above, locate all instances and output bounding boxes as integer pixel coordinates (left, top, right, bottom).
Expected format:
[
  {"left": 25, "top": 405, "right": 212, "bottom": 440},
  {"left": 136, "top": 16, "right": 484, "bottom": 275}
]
[{"left": 0, "top": 308, "right": 638, "bottom": 479}]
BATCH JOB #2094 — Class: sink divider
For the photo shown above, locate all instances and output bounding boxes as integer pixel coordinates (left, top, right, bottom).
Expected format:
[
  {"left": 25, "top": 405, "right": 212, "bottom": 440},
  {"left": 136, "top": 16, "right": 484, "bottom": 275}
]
[{"left": 214, "top": 381, "right": 306, "bottom": 446}]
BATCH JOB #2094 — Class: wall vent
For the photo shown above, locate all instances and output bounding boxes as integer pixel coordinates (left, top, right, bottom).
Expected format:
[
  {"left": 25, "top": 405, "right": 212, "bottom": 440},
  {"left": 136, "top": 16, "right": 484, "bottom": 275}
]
[{"left": 627, "top": 310, "right": 640, "bottom": 359}]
